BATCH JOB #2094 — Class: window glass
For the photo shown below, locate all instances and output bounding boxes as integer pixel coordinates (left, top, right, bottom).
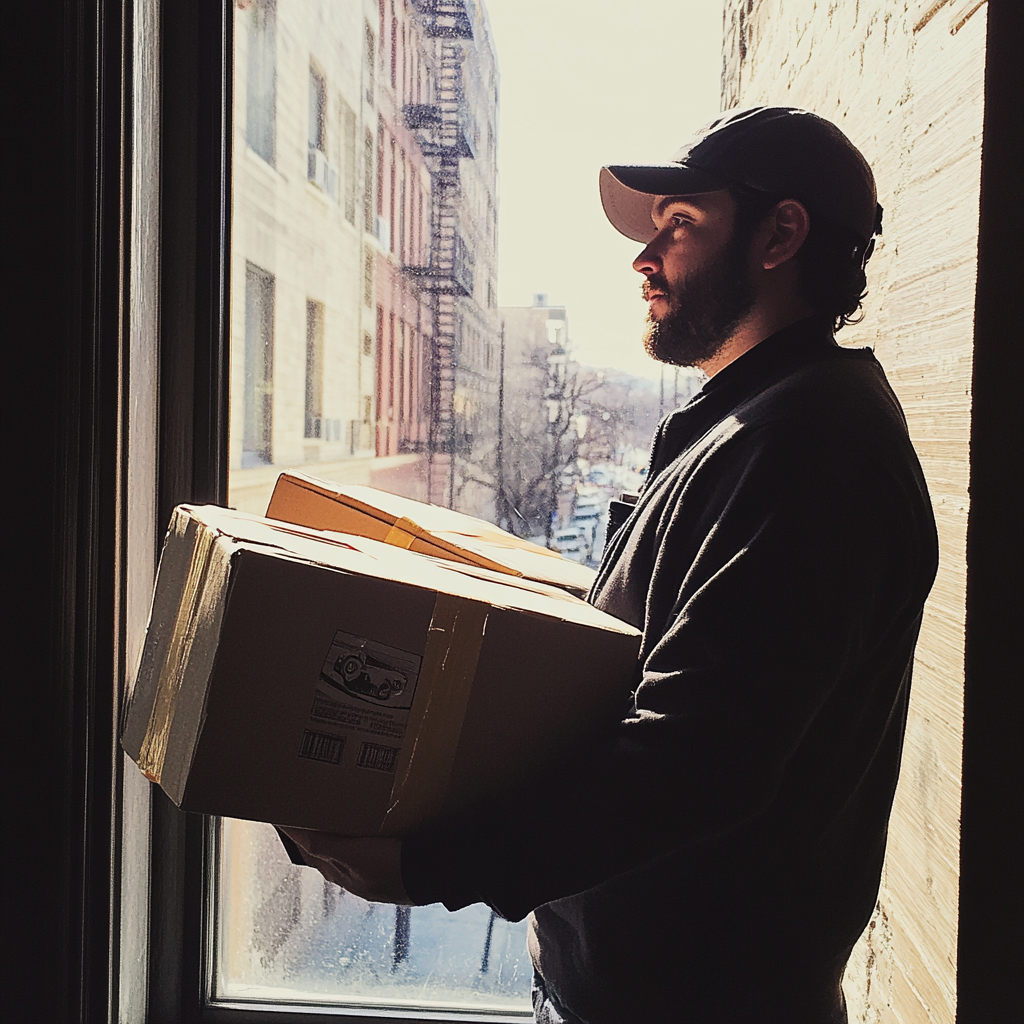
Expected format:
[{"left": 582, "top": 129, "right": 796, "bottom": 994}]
[
  {"left": 218, "top": 0, "right": 720, "bottom": 1014},
  {"left": 243, "top": 262, "right": 275, "bottom": 467},
  {"left": 245, "top": 0, "right": 277, "bottom": 164}
]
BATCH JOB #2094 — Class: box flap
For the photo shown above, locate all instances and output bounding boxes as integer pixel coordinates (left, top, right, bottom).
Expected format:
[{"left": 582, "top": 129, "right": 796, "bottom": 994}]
[
  {"left": 267, "top": 472, "right": 597, "bottom": 596},
  {"left": 191, "top": 504, "right": 635, "bottom": 634}
]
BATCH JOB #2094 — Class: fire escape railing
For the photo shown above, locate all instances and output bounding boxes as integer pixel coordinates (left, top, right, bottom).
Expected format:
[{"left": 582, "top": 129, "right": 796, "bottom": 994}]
[{"left": 403, "top": 0, "right": 476, "bottom": 506}]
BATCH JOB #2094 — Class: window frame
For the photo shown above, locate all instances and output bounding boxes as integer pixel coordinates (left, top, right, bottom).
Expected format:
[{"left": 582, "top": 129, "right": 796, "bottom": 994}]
[
  {"left": 142, "top": 3, "right": 1024, "bottom": 1020},
  {"left": 147, "top": 4, "right": 528, "bottom": 1021}
]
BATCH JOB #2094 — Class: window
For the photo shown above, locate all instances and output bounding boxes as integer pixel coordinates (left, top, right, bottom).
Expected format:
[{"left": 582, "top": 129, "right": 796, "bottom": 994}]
[
  {"left": 246, "top": 0, "right": 276, "bottom": 164},
  {"left": 243, "top": 263, "right": 275, "bottom": 467},
  {"left": 221, "top": 0, "right": 709, "bottom": 1017},
  {"left": 390, "top": 12, "right": 398, "bottom": 90},
  {"left": 363, "top": 127, "right": 375, "bottom": 233},
  {"left": 308, "top": 63, "right": 337, "bottom": 197},
  {"left": 398, "top": 147, "right": 407, "bottom": 261},
  {"left": 364, "top": 22, "right": 376, "bottom": 105},
  {"left": 364, "top": 250, "right": 374, "bottom": 307},
  {"left": 304, "top": 299, "right": 324, "bottom": 440},
  {"left": 389, "top": 135, "right": 396, "bottom": 253},
  {"left": 376, "top": 119, "right": 386, "bottom": 240},
  {"left": 309, "top": 64, "right": 326, "bottom": 154},
  {"left": 343, "top": 99, "right": 357, "bottom": 224}
]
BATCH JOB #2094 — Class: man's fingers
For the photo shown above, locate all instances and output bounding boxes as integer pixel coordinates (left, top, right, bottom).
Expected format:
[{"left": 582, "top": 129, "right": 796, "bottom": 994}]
[{"left": 273, "top": 827, "right": 411, "bottom": 905}]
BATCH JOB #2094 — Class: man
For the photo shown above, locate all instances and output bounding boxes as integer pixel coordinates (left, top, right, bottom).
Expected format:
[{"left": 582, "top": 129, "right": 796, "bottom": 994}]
[{"left": 283, "top": 107, "right": 939, "bottom": 1023}]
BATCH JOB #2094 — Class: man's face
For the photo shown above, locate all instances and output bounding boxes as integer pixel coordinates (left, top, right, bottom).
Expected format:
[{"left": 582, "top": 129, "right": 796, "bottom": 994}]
[{"left": 634, "top": 189, "right": 758, "bottom": 367}]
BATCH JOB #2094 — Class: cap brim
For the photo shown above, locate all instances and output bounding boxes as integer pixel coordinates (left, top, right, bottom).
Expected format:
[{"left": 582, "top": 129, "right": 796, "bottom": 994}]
[{"left": 599, "top": 164, "right": 726, "bottom": 242}]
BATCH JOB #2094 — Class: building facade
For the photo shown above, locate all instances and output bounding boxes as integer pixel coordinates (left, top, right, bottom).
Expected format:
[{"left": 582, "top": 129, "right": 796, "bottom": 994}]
[
  {"left": 229, "top": 0, "right": 387, "bottom": 514},
  {"left": 382, "top": 0, "right": 502, "bottom": 512},
  {"left": 228, "top": 0, "right": 499, "bottom": 517},
  {"left": 372, "top": 0, "right": 435, "bottom": 468},
  {"left": 496, "top": 297, "right": 572, "bottom": 540}
]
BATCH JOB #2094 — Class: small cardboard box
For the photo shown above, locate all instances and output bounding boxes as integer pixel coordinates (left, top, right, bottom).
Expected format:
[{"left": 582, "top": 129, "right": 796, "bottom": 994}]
[
  {"left": 121, "top": 505, "right": 640, "bottom": 836},
  {"left": 266, "top": 472, "right": 597, "bottom": 598}
]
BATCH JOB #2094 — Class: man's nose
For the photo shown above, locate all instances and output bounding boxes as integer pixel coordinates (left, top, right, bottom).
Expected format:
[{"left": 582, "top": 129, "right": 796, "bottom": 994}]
[{"left": 633, "top": 246, "right": 662, "bottom": 276}]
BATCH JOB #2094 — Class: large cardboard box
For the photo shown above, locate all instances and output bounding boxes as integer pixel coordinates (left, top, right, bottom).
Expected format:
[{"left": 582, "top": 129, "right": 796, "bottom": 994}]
[
  {"left": 121, "top": 505, "right": 640, "bottom": 836},
  {"left": 266, "top": 471, "right": 597, "bottom": 598}
]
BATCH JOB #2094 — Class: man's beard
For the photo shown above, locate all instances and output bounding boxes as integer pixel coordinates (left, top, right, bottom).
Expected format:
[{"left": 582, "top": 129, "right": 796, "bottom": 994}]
[{"left": 642, "top": 230, "right": 757, "bottom": 367}]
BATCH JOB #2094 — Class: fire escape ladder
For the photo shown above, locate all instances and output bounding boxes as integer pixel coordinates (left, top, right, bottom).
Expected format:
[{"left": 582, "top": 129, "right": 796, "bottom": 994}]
[
  {"left": 403, "top": 2, "right": 476, "bottom": 505},
  {"left": 428, "top": 36, "right": 462, "bottom": 505}
]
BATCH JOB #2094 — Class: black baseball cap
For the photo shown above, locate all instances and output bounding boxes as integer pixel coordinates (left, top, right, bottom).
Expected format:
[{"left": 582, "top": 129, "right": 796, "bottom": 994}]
[{"left": 600, "top": 106, "right": 883, "bottom": 252}]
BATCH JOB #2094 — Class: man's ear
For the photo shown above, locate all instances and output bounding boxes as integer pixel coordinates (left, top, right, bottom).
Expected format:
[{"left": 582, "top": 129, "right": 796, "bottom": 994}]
[{"left": 760, "top": 199, "right": 810, "bottom": 270}]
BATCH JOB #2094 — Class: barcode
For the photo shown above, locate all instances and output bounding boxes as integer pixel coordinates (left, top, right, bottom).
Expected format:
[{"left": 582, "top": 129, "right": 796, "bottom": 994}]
[
  {"left": 356, "top": 741, "right": 399, "bottom": 773},
  {"left": 297, "top": 730, "right": 344, "bottom": 764}
]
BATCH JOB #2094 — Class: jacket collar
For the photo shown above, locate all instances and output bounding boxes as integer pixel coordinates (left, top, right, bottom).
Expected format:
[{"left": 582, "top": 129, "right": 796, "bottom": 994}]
[{"left": 643, "top": 316, "right": 838, "bottom": 488}]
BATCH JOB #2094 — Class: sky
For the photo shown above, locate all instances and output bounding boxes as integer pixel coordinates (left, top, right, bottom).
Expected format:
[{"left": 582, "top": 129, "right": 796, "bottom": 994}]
[{"left": 485, "top": 0, "right": 725, "bottom": 379}]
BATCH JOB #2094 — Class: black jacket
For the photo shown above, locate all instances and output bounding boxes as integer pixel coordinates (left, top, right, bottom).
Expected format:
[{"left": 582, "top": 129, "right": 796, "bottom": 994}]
[{"left": 403, "top": 317, "right": 939, "bottom": 1023}]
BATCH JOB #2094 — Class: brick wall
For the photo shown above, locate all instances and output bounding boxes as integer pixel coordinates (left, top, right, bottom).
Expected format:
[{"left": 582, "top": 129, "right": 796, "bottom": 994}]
[{"left": 721, "top": 2, "right": 989, "bottom": 1021}]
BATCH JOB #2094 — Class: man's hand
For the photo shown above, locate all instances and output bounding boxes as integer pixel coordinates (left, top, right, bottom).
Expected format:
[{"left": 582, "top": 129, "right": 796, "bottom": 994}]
[{"left": 278, "top": 827, "right": 413, "bottom": 905}]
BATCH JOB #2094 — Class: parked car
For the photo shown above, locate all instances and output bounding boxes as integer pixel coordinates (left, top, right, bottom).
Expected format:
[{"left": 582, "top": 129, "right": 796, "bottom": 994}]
[{"left": 551, "top": 527, "right": 587, "bottom": 563}]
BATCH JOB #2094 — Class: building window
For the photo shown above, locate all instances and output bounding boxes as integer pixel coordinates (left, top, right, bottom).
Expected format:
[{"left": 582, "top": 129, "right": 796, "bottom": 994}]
[
  {"left": 390, "top": 13, "right": 398, "bottom": 90},
  {"left": 307, "top": 64, "right": 337, "bottom": 198},
  {"left": 376, "top": 121, "right": 385, "bottom": 219},
  {"left": 363, "top": 127, "right": 375, "bottom": 233},
  {"left": 245, "top": 0, "right": 276, "bottom": 164},
  {"left": 364, "top": 250, "right": 374, "bottom": 307},
  {"left": 363, "top": 21, "right": 375, "bottom": 105},
  {"left": 388, "top": 136, "right": 398, "bottom": 254},
  {"left": 304, "top": 299, "right": 324, "bottom": 440},
  {"left": 387, "top": 310, "right": 396, "bottom": 420},
  {"left": 399, "top": 148, "right": 407, "bottom": 262},
  {"left": 243, "top": 262, "right": 274, "bottom": 467},
  {"left": 342, "top": 99, "right": 357, "bottom": 224},
  {"left": 308, "top": 65, "right": 326, "bottom": 154}
]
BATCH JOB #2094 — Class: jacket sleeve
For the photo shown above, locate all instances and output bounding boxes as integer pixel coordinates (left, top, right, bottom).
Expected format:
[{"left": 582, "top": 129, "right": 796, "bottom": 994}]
[{"left": 401, "top": 422, "right": 918, "bottom": 920}]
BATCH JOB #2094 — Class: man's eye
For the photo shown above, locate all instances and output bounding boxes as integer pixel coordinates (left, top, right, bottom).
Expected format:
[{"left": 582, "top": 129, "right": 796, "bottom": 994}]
[{"left": 670, "top": 213, "right": 691, "bottom": 226}]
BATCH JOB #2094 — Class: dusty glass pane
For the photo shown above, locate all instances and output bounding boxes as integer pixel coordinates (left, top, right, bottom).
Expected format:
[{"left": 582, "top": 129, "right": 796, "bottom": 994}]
[
  {"left": 215, "top": 818, "right": 531, "bottom": 1012},
  {"left": 217, "top": 0, "right": 719, "bottom": 1013}
]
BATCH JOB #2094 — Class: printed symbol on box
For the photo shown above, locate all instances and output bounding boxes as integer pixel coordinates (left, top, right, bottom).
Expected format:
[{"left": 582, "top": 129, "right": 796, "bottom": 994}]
[
  {"left": 320, "top": 631, "right": 421, "bottom": 710},
  {"left": 297, "top": 729, "right": 345, "bottom": 764},
  {"left": 356, "top": 741, "right": 399, "bottom": 773}
]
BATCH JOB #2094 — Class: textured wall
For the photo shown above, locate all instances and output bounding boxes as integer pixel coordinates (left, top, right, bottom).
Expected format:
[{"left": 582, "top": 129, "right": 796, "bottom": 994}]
[{"left": 721, "top": 1, "right": 988, "bottom": 1020}]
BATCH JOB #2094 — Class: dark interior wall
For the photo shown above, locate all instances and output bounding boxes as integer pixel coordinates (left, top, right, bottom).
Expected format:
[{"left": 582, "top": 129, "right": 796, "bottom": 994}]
[
  {"left": 5, "top": 0, "right": 126, "bottom": 1017},
  {"left": 1, "top": 1, "right": 1019, "bottom": 1021},
  {"left": 957, "top": 2, "right": 1024, "bottom": 1020},
  {"left": 3, "top": 1, "right": 230, "bottom": 1019}
]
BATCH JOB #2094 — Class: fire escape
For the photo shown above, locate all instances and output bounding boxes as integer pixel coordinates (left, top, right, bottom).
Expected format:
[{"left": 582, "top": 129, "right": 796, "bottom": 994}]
[{"left": 403, "top": 0, "right": 475, "bottom": 507}]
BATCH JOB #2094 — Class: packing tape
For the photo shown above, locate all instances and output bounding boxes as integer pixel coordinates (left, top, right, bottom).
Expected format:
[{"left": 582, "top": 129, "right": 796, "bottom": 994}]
[
  {"left": 386, "top": 517, "right": 524, "bottom": 578},
  {"left": 384, "top": 592, "right": 489, "bottom": 834},
  {"left": 137, "top": 521, "right": 218, "bottom": 784},
  {"left": 384, "top": 516, "right": 421, "bottom": 549}
]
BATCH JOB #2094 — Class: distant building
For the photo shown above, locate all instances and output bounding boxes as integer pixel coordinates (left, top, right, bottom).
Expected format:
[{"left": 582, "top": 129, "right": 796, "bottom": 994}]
[
  {"left": 496, "top": 297, "right": 574, "bottom": 539},
  {"left": 498, "top": 296, "right": 670, "bottom": 542}
]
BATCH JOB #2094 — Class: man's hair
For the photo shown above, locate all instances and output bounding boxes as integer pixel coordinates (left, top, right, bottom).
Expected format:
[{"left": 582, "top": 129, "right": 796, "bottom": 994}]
[{"left": 728, "top": 184, "right": 869, "bottom": 333}]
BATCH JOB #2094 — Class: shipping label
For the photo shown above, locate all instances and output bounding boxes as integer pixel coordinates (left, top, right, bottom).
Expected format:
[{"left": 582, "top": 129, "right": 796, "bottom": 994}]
[{"left": 298, "top": 630, "right": 422, "bottom": 773}]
